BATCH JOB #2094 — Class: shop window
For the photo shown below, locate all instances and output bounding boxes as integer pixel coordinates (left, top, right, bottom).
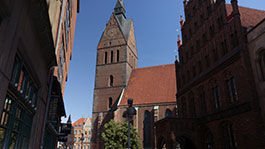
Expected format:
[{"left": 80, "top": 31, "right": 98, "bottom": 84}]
[
  {"left": 0, "top": 95, "right": 33, "bottom": 149},
  {"left": 226, "top": 77, "right": 238, "bottom": 103}
]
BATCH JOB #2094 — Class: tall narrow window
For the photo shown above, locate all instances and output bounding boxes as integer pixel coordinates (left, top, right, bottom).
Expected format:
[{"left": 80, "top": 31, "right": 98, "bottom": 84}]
[
  {"left": 144, "top": 111, "right": 151, "bottom": 148},
  {"left": 190, "top": 96, "right": 196, "bottom": 117},
  {"left": 109, "top": 97, "right": 113, "bottom": 110},
  {"left": 206, "top": 132, "right": 214, "bottom": 149},
  {"left": 117, "top": 50, "right": 120, "bottom": 62},
  {"left": 111, "top": 51, "right": 113, "bottom": 63},
  {"left": 109, "top": 75, "right": 113, "bottom": 87},
  {"left": 226, "top": 77, "right": 238, "bottom": 103},
  {"left": 212, "top": 86, "right": 221, "bottom": 109},
  {"left": 200, "top": 88, "right": 207, "bottom": 115},
  {"left": 165, "top": 109, "right": 172, "bottom": 117},
  {"left": 222, "top": 123, "right": 237, "bottom": 149},
  {"left": 105, "top": 52, "right": 108, "bottom": 64}
]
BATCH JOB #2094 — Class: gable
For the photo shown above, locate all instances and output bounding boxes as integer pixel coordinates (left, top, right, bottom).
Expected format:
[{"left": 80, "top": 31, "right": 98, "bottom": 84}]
[{"left": 97, "top": 14, "right": 127, "bottom": 49}]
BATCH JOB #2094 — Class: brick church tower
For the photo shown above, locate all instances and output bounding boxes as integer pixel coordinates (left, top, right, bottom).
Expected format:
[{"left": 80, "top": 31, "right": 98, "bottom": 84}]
[{"left": 91, "top": 0, "right": 137, "bottom": 148}]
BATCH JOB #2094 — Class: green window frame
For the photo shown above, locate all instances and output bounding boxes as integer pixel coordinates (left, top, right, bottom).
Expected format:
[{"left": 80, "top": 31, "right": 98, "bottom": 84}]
[{"left": 0, "top": 94, "right": 33, "bottom": 149}]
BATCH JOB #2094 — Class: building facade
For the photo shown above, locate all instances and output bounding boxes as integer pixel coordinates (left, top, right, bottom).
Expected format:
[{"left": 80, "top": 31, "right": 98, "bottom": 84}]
[
  {"left": 155, "top": 0, "right": 265, "bottom": 149},
  {"left": 247, "top": 18, "right": 265, "bottom": 125},
  {"left": 0, "top": 0, "right": 79, "bottom": 148},
  {"left": 67, "top": 117, "right": 92, "bottom": 149}
]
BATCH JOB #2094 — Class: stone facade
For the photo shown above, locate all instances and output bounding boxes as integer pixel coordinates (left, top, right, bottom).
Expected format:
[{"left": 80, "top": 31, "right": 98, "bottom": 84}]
[
  {"left": 247, "top": 18, "right": 265, "bottom": 124},
  {"left": 155, "top": 0, "right": 265, "bottom": 149}
]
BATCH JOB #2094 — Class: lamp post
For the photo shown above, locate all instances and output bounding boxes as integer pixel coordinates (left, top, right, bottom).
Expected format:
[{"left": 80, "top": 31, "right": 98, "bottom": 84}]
[{"left": 123, "top": 98, "right": 136, "bottom": 149}]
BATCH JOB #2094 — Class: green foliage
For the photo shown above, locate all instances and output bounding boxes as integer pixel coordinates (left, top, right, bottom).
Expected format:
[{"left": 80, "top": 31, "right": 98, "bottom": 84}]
[{"left": 102, "top": 120, "right": 141, "bottom": 149}]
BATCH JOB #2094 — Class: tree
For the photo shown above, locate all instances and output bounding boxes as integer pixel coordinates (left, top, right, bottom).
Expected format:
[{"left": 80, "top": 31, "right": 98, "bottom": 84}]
[{"left": 101, "top": 120, "right": 141, "bottom": 149}]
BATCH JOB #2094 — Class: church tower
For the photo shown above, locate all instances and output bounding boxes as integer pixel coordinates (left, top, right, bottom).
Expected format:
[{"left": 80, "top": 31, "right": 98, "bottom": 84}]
[{"left": 91, "top": 0, "right": 137, "bottom": 148}]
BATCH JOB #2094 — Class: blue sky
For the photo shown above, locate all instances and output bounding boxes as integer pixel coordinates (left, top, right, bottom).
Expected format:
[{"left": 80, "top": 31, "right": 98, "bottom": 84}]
[{"left": 63, "top": 0, "right": 265, "bottom": 122}]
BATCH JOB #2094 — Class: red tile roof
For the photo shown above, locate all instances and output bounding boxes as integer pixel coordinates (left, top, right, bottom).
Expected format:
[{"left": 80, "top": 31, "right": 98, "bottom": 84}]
[
  {"left": 119, "top": 64, "right": 177, "bottom": 106},
  {"left": 72, "top": 118, "right": 87, "bottom": 127},
  {"left": 226, "top": 4, "right": 265, "bottom": 28}
]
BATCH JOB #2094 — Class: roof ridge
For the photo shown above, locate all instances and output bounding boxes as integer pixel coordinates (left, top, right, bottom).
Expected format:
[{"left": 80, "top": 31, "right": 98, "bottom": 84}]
[
  {"left": 134, "top": 64, "right": 175, "bottom": 71},
  {"left": 226, "top": 3, "right": 265, "bottom": 12}
]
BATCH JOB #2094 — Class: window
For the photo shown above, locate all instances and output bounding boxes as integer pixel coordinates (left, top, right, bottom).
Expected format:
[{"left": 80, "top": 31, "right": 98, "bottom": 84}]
[
  {"left": 206, "top": 132, "right": 214, "bottom": 149},
  {"left": 212, "top": 86, "right": 221, "bottom": 109},
  {"left": 10, "top": 55, "right": 38, "bottom": 107},
  {"left": 165, "top": 109, "right": 172, "bottom": 117},
  {"left": 111, "top": 51, "right": 113, "bottom": 63},
  {"left": 221, "top": 40, "right": 228, "bottom": 56},
  {"left": 0, "top": 95, "right": 33, "bottom": 149},
  {"left": 75, "top": 130, "right": 77, "bottom": 134},
  {"left": 200, "top": 88, "right": 207, "bottom": 115},
  {"left": 213, "top": 48, "right": 218, "bottom": 62},
  {"left": 181, "top": 97, "right": 187, "bottom": 117},
  {"left": 109, "top": 75, "right": 113, "bottom": 87},
  {"left": 192, "top": 65, "right": 196, "bottom": 78},
  {"left": 190, "top": 95, "right": 196, "bottom": 117},
  {"left": 105, "top": 52, "right": 108, "bottom": 64},
  {"left": 79, "top": 130, "right": 81, "bottom": 134},
  {"left": 205, "top": 55, "right": 210, "bottom": 67},
  {"left": 0, "top": 15, "right": 2, "bottom": 26},
  {"left": 222, "top": 123, "right": 237, "bottom": 149},
  {"left": 144, "top": 111, "right": 151, "bottom": 148},
  {"left": 198, "top": 61, "right": 202, "bottom": 73},
  {"left": 226, "top": 77, "right": 238, "bottom": 103},
  {"left": 117, "top": 50, "right": 120, "bottom": 62},
  {"left": 257, "top": 50, "right": 265, "bottom": 81},
  {"left": 109, "top": 97, "right": 113, "bottom": 110}
]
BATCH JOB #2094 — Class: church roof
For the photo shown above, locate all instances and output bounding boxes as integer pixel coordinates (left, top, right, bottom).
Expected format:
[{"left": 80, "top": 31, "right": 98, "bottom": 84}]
[
  {"left": 119, "top": 64, "right": 177, "bottom": 106},
  {"left": 226, "top": 4, "right": 265, "bottom": 28},
  {"left": 114, "top": 15, "right": 132, "bottom": 41}
]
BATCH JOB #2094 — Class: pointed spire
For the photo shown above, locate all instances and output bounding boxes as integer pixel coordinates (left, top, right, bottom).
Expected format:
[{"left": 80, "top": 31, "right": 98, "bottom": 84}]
[
  {"left": 67, "top": 115, "right": 72, "bottom": 124},
  {"left": 114, "top": 0, "right": 126, "bottom": 18}
]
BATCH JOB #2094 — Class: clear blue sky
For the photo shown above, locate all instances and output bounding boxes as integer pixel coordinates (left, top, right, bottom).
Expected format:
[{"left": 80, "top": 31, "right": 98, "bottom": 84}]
[{"left": 63, "top": 0, "right": 265, "bottom": 123}]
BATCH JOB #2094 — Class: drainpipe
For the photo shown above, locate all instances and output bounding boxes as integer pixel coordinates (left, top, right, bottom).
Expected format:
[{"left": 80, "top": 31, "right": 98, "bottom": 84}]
[{"left": 40, "top": 0, "right": 66, "bottom": 148}]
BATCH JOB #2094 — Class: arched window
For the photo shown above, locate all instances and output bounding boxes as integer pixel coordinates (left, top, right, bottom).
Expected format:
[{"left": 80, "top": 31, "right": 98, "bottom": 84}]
[
  {"left": 165, "top": 109, "right": 172, "bottom": 117},
  {"left": 221, "top": 122, "right": 237, "bottom": 149},
  {"left": 111, "top": 51, "right": 113, "bottom": 63},
  {"left": 257, "top": 50, "right": 265, "bottom": 81},
  {"left": 144, "top": 111, "right": 151, "bottom": 148},
  {"left": 109, "top": 97, "right": 112, "bottom": 110},
  {"left": 109, "top": 75, "right": 113, "bottom": 87},
  {"left": 117, "top": 50, "right": 120, "bottom": 62},
  {"left": 105, "top": 52, "right": 108, "bottom": 64},
  {"left": 206, "top": 132, "right": 214, "bottom": 149}
]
